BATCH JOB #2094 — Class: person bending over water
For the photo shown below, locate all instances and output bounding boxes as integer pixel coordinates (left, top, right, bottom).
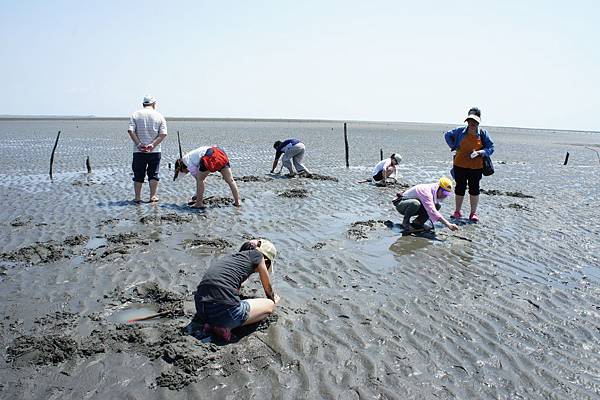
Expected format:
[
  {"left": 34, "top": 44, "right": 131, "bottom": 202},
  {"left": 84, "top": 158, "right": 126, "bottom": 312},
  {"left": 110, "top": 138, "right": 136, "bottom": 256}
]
[
  {"left": 393, "top": 177, "right": 459, "bottom": 232},
  {"left": 194, "top": 240, "right": 279, "bottom": 342},
  {"left": 271, "top": 138, "right": 311, "bottom": 177},
  {"left": 372, "top": 153, "right": 402, "bottom": 186},
  {"left": 174, "top": 146, "right": 241, "bottom": 209}
]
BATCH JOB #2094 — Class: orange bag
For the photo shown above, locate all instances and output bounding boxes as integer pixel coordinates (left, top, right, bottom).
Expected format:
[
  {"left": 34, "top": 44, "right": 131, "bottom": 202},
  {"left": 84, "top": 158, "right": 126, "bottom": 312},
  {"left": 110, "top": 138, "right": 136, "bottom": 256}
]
[{"left": 201, "top": 147, "right": 229, "bottom": 172}]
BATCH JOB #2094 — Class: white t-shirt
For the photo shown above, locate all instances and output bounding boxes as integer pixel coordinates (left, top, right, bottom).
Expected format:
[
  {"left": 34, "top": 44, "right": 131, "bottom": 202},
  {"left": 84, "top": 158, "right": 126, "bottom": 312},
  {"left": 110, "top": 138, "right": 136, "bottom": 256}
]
[
  {"left": 128, "top": 107, "right": 167, "bottom": 153},
  {"left": 372, "top": 159, "right": 395, "bottom": 177},
  {"left": 182, "top": 146, "right": 211, "bottom": 176}
]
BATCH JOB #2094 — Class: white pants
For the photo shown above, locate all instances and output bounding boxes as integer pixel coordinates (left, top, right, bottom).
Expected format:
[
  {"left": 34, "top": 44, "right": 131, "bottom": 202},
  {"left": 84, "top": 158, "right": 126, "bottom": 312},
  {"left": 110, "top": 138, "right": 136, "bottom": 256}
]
[{"left": 282, "top": 143, "right": 307, "bottom": 174}]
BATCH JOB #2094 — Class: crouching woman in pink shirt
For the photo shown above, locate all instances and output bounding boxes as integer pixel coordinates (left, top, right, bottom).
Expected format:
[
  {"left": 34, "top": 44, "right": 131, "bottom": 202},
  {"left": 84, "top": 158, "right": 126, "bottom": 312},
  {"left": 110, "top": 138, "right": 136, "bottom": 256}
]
[{"left": 393, "top": 177, "right": 459, "bottom": 232}]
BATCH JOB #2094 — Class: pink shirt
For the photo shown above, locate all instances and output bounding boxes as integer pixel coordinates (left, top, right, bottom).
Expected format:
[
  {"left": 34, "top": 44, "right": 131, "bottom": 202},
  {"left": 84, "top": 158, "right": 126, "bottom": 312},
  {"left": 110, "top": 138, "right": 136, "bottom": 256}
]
[{"left": 401, "top": 183, "right": 444, "bottom": 223}]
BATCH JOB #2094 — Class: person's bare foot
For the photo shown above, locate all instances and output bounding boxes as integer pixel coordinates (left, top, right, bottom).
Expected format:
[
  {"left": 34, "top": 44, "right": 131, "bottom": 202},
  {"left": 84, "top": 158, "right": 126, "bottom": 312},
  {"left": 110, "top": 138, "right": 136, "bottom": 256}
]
[
  {"left": 149, "top": 196, "right": 159, "bottom": 203},
  {"left": 233, "top": 202, "right": 241, "bottom": 207},
  {"left": 190, "top": 203, "right": 206, "bottom": 209},
  {"left": 133, "top": 199, "right": 142, "bottom": 204}
]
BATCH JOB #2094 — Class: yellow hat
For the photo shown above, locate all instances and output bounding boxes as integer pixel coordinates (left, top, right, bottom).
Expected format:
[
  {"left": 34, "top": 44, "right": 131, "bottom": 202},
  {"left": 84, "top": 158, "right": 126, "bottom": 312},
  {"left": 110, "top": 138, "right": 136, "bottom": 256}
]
[
  {"left": 438, "top": 176, "right": 454, "bottom": 192},
  {"left": 257, "top": 240, "right": 277, "bottom": 273}
]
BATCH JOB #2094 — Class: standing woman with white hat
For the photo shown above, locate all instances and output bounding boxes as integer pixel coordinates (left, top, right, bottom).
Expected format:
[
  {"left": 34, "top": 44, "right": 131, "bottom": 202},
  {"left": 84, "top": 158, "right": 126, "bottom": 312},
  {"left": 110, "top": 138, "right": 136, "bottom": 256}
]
[
  {"left": 371, "top": 153, "right": 402, "bottom": 186},
  {"left": 444, "top": 107, "right": 494, "bottom": 222}
]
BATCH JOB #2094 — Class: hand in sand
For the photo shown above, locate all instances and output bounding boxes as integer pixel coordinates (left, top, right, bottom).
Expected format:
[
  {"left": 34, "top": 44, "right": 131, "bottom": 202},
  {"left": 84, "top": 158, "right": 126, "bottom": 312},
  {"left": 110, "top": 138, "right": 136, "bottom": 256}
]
[
  {"left": 273, "top": 293, "right": 281, "bottom": 304},
  {"left": 448, "top": 223, "right": 459, "bottom": 231}
]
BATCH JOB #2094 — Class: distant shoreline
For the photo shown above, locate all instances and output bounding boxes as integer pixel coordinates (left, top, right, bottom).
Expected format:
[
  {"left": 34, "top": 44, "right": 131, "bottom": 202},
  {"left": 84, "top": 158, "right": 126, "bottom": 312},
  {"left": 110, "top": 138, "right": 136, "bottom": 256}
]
[{"left": 0, "top": 115, "right": 597, "bottom": 134}]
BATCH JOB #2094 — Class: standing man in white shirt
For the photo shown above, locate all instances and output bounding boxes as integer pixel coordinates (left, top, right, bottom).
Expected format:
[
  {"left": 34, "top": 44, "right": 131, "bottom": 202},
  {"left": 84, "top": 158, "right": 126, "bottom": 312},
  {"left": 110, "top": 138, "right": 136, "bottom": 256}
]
[{"left": 127, "top": 95, "right": 167, "bottom": 203}]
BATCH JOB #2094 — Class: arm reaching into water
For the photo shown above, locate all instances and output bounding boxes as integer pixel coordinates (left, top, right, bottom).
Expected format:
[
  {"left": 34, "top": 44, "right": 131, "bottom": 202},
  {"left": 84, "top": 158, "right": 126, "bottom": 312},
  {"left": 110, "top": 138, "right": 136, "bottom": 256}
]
[
  {"left": 271, "top": 152, "right": 282, "bottom": 173},
  {"left": 257, "top": 259, "right": 279, "bottom": 303}
]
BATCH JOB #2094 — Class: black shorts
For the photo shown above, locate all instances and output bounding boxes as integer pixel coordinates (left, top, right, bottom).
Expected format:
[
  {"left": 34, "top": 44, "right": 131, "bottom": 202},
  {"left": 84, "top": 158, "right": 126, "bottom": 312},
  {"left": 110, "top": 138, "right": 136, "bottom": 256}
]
[
  {"left": 453, "top": 165, "right": 483, "bottom": 196},
  {"left": 372, "top": 170, "right": 384, "bottom": 182},
  {"left": 132, "top": 152, "right": 161, "bottom": 183}
]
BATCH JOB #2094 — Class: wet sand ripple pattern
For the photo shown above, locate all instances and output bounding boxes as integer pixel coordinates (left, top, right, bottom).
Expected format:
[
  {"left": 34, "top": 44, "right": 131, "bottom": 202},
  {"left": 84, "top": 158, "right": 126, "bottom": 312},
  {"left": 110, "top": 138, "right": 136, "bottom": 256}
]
[{"left": 0, "top": 119, "right": 599, "bottom": 399}]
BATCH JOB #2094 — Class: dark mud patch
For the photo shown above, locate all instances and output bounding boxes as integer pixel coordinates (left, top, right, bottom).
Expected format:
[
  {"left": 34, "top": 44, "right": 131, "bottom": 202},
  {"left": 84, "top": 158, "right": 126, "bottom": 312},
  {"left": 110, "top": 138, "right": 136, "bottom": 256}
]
[
  {"left": 106, "top": 232, "right": 145, "bottom": 244},
  {"left": 347, "top": 220, "right": 387, "bottom": 240},
  {"left": 373, "top": 180, "right": 411, "bottom": 189},
  {"left": 480, "top": 189, "right": 535, "bottom": 198},
  {"left": 105, "top": 282, "right": 186, "bottom": 317},
  {"left": 0, "top": 234, "right": 89, "bottom": 265},
  {"left": 303, "top": 173, "right": 338, "bottom": 182},
  {"left": 385, "top": 181, "right": 411, "bottom": 189},
  {"left": 71, "top": 180, "right": 99, "bottom": 186},
  {"left": 7, "top": 335, "right": 80, "bottom": 367},
  {"left": 7, "top": 302, "right": 281, "bottom": 391},
  {"left": 182, "top": 238, "right": 232, "bottom": 250},
  {"left": 133, "top": 282, "right": 185, "bottom": 315},
  {"left": 86, "top": 232, "right": 158, "bottom": 260},
  {"left": 1, "top": 242, "right": 66, "bottom": 265},
  {"left": 279, "top": 188, "right": 309, "bottom": 198},
  {"left": 33, "top": 311, "right": 79, "bottom": 334},
  {"left": 480, "top": 189, "right": 503, "bottom": 196},
  {"left": 63, "top": 234, "right": 89, "bottom": 246},
  {"left": 98, "top": 218, "right": 120, "bottom": 226},
  {"left": 205, "top": 196, "right": 236, "bottom": 207},
  {"left": 500, "top": 203, "right": 531, "bottom": 212},
  {"left": 505, "top": 191, "right": 535, "bottom": 199},
  {"left": 234, "top": 175, "right": 273, "bottom": 182},
  {"left": 10, "top": 216, "right": 32, "bottom": 227},
  {"left": 140, "top": 213, "right": 193, "bottom": 225}
]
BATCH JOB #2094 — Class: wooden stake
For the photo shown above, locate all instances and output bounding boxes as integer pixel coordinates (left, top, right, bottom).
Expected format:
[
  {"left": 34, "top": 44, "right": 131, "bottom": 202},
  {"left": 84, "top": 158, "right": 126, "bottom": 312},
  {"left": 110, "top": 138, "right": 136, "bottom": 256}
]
[
  {"left": 380, "top": 149, "right": 383, "bottom": 161},
  {"left": 344, "top": 123, "right": 349, "bottom": 167},
  {"left": 86, "top": 156, "right": 92, "bottom": 174},
  {"left": 49, "top": 131, "right": 61, "bottom": 181},
  {"left": 177, "top": 131, "right": 183, "bottom": 159},
  {"left": 563, "top": 152, "right": 570, "bottom": 165}
]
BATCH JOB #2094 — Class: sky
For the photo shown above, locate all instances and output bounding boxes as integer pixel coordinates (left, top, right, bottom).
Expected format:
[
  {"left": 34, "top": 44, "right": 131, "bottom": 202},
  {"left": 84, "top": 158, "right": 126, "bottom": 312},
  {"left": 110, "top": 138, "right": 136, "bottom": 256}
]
[{"left": 1, "top": 0, "right": 599, "bottom": 131}]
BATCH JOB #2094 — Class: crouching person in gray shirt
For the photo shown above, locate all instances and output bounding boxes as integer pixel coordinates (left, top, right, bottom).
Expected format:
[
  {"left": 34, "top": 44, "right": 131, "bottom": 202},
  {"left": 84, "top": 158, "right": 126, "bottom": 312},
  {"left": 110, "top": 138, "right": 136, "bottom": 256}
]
[{"left": 194, "top": 239, "right": 279, "bottom": 342}]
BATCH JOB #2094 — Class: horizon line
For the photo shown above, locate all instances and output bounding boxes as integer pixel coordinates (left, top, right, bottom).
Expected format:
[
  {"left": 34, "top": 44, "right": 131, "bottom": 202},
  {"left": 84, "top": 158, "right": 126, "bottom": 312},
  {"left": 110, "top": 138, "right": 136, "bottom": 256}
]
[{"left": 0, "top": 114, "right": 597, "bottom": 134}]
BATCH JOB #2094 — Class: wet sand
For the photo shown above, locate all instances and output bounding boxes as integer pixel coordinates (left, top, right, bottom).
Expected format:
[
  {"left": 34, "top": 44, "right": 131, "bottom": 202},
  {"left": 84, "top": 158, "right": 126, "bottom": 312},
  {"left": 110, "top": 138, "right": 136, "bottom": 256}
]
[{"left": 0, "top": 119, "right": 599, "bottom": 399}]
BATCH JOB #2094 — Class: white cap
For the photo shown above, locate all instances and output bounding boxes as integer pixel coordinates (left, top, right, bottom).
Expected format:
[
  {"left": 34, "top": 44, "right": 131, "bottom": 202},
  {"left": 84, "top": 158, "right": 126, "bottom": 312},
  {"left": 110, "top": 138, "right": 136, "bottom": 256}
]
[
  {"left": 393, "top": 154, "right": 402, "bottom": 163},
  {"left": 143, "top": 95, "right": 157, "bottom": 105},
  {"left": 465, "top": 114, "right": 481, "bottom": 124}
]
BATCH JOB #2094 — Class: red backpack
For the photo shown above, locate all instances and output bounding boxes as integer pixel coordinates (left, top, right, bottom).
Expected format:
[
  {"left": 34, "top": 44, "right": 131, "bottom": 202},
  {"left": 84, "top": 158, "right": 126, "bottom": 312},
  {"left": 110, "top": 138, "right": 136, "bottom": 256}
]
[{"left": 201, "top": 147, "right": 229, "bottom": 172}]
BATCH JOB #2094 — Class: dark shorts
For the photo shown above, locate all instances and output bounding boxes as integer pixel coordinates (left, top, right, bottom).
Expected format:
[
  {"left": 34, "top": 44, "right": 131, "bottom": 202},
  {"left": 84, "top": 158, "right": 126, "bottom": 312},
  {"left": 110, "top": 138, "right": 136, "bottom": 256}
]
[
  {"left": 372, "top": 170, "right": 384, "bottom": 182},
  {"left": 132, "top": 152, "right": 161, "bottom": 183},
  {"left": 195, "top": 300, "right": 250, "bottom": 328},
  {"left": 198, "top": 147, "right": 231, "bottom": 172},
  {"left": 453, "top": 165, "right": 483, "bottom": 196}
]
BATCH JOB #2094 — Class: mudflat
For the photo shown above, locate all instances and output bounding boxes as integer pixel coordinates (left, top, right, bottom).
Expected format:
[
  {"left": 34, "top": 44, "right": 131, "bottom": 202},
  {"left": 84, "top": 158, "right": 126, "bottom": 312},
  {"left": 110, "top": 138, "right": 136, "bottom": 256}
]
[{"left": 1, "top": 119, "right": 599, "bottom": 399}]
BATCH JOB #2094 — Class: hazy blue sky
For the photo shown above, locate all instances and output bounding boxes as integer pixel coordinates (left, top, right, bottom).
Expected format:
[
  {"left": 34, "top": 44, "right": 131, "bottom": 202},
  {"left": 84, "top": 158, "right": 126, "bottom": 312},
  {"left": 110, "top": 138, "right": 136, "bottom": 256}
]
[{"left": 1, "top": 0, "right": 598, "bottom": 131}]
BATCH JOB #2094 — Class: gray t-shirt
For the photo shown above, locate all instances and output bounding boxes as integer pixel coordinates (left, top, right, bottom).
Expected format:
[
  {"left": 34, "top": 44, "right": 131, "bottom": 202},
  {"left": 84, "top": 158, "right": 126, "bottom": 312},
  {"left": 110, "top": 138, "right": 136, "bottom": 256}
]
[
  {"left": 127, "top": 107, "right": 167, "bottom": 153},
  {"left": 195, "top": 250, "right": 263, "bottom": 306}
]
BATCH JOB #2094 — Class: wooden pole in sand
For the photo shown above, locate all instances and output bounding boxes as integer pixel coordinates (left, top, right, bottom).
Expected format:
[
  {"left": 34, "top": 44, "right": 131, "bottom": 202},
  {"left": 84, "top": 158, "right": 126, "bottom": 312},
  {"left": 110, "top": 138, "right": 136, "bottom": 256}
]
[
  {"left": 380, "top": 149, "right": 383, "bottom": 161},
  {"left": 86, "top": 156, "right": 92, "bottom": 174},
  {"left": 563, "top": 152, "right": 570, "bottom": 165},
  {"left": 49, "top": 131, "right": 61, "bottom": 181},
  {"left": 177, "top": 131, "right": 183, "bottom": 159},
  {"left": 344, "top": 123, "right": 349, "bottom": 167}
]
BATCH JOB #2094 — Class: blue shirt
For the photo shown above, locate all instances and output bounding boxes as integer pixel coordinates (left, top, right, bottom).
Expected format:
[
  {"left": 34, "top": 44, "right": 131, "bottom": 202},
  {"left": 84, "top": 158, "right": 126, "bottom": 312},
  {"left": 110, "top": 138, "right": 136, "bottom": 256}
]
[
  {"left": 276, "top": 138, "right": 301, "bottom": 153},
  {"left": 444, "top": 126, "right": 494, "bottom": 157}
]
